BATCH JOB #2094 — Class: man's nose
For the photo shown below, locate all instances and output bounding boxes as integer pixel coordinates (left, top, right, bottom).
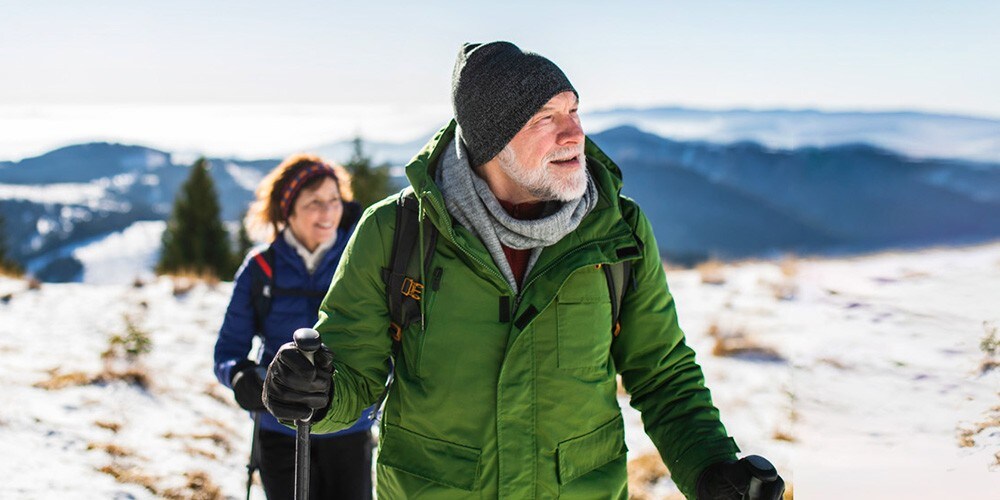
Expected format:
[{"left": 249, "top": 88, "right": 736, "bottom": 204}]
[{"left": 556, "top": 114, "right": 584, "bottom": 145}]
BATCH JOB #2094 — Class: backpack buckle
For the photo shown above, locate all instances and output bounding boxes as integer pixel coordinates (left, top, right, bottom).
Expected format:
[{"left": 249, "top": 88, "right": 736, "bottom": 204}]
[
  {"left": 613, "top": 322, "right": 622, "bottom": 337},
  {"left": 401, "top": 277, "right": 424, "bottom": 301},
  {"left": 389, "top": 322, "right": 403, "bottom": 342}
]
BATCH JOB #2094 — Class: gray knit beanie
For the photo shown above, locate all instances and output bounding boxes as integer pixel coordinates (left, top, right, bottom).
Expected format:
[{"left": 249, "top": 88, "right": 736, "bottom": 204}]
[{"left": 452, "top": 41, "right": 577, "bottom": 168}]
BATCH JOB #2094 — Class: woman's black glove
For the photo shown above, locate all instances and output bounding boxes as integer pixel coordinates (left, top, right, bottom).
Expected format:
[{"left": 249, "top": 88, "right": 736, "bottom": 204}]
[
  {"left": 230, "top": 361, "right": 266, "bottom": 411},
  {"left": 262, "top": 342, "right": 334, "bottom": 423},
  {"left": 696, "top": 455, "right": 785, "bottom": 500}
]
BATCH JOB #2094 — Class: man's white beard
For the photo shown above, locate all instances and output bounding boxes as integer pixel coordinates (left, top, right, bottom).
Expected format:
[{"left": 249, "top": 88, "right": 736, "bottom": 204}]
[{"left": 497, "top": 144, "right": 587, "bottom": 202}]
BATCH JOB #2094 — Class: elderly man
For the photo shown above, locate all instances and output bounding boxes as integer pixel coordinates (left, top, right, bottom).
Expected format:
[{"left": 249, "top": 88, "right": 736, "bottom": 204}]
[{"left": 264, "top": 41, "right": 784, "bottom": 499}]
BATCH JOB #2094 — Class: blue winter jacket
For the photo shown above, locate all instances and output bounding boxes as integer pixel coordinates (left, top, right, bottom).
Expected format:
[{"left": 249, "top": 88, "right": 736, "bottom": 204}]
[{"left": 214, "top": 216, "right": 374, "bottom": 437}]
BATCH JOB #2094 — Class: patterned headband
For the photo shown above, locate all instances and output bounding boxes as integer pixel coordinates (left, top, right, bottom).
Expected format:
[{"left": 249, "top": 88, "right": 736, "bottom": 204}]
[{"left": 280, "top": 162, "right": 339, "bottom": 219}]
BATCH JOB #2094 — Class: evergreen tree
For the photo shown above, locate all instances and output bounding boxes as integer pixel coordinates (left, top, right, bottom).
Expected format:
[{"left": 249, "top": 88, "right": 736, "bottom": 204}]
[
  {"left": 0, "top": 212, "right": 24, "bottom": 276},
  {"left": 231, "top": 213, "right": 255, "bottom": 273},
  {"left": 157, "top": 158, "right": 232, "bottom": 279},
  {"left": 344, "top": 137, "right": 392, "bottom": 209}
]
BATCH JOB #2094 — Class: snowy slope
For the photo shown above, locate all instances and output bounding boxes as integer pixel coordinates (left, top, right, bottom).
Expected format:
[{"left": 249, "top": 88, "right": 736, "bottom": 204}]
[{"left": 1, "top": 243, "right": 998, "bottom": 499}]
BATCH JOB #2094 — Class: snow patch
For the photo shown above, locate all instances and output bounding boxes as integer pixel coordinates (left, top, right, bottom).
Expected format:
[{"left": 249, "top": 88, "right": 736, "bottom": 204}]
[{"left": 73, "top": 221, "right": 166, "bottom": 285}]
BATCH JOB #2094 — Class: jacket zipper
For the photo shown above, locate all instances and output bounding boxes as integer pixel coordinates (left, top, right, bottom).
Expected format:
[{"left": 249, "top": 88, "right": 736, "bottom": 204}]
[{"left": 425, "top": 193, "right": 515, "bottom": 297}]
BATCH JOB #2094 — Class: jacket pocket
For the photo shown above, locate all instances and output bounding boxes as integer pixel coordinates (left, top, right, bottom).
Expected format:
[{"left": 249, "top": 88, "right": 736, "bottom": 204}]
[
  {"left": 379, "top": 423, "right": 482, "bottom": 491},
  {"left": 557, "top": 414, "right": 628, "bottom": 486},
  {"left": 556, "top": 265, "right": 614, "bottom": 375},
  {"left": 556, "top": 303, "right": 613, "bottom": 378}
]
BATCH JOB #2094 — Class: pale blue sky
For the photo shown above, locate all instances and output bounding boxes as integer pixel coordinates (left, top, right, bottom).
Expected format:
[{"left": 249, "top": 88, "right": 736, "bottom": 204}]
[{"left": 2, "top": 0, "right": 998, "bottom": 116}]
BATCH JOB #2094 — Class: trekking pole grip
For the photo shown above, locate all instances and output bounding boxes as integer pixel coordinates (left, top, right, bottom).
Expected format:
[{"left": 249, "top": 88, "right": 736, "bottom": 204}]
[{"left": 293, "top": 328, "right": 322, "bottom": 364}]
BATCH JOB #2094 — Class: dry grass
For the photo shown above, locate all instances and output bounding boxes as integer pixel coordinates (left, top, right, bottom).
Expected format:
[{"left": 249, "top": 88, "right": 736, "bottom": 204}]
[
  {"left": 784, "top": 483, "right": 795, "bottom": 499},
  {"left": 183, "top": 444, "right": 218, "bottom": 460},
  {"left": 770, "top": 282, "right": 799, "bottom": 301},
  {"left": 163, "top": 431, "right": 233, "bottom": 453},
  {"left": 33, "top": 368, "right": 94, "bottom": 390},
  {"left": 980, "top": 321, "right": 999, "bottom": 374},
  {"left": 627, "top": 453, "right": 676, "bottom": 500},
  {"left": 772, "top": 429, "right": 797, "bottom": 442},
  {"left": 817, "top": 357, "right": 850, "bottom": 370},
  {"left": 707, "top": 321, "right": 785, "bottom": 362},
  {"left": 203, "top": 383, "right": 233, "bottom": 406},
  {"left": 98, "top": 463, "right": 160, "bottom": 494},
  {"left": 87, "top": 442, "right": 134, "bottom": 458},
  {"left": 99, "top": 463, "right": 223, "bottom": 500},
  {"left": 956, "top": 403, "right": 1000, "bottom": 448},
  {"left": 33, "top": 366, "right": 152, "bottom": 390},
  {"left": 27, "top": 277, "right": 42, "bottom": 290},
  {"left": 166, "top": 269, "right": 220, "bottom": 296},
  {"left": 779, "top": 258, "right": 799, "bottom": 278},
  {"left": 96, "top": 367, "right": 153, "bottom": 389},
  {"left": 160, "top": 471, "right": 224, "bottom": 500},
  {"left": 94, "top": 420, "right": 122, "bottom": 433},
  {"left": 696, "top": 259, "right": 727, "bottom": 285}
]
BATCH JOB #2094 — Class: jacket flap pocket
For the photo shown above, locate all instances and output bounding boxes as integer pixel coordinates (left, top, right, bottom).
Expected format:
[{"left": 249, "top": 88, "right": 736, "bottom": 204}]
[
  {"left": 557, "top": 414, "right": 628, "bottom": 485},
  {"left": 379, "top": 423, "right": 482, "bottom": 491}
]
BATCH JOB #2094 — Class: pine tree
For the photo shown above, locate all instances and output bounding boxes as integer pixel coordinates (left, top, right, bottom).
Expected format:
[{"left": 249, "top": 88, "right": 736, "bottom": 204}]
[
  {"left": 157, "top": 158, "right": 232, "bottom": 279},
  {"left": 0, "top": 212, "right": 24, "bottom": 276},
  {"left": 344, "top": 137, "right": 392, "bottom": 209},
  {"left": 231, "top": 214, "right": 255, "bottom": 273}
]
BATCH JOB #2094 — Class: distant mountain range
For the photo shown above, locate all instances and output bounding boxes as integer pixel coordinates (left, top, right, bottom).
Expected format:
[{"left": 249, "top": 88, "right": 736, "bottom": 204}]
[
  {"left": 593, "top": 126, "right": 1000, "bottom": 263},
  {"left": 584, "top": 107, "right": 1000, "bottom": 163},
  {"left": 2, "top": 109, "right": 999, "bottom": 281}
]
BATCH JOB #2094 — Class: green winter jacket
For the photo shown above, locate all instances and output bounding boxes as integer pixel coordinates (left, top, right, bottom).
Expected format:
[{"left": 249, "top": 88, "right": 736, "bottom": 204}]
[{"left": 312, "top": 121, "right": 739, "bottom": 499}]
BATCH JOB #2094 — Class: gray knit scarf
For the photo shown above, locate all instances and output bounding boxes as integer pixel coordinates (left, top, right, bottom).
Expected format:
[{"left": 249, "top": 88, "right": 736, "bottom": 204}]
[{"left": 436, "top": 138, "right": 598, "bottom": 293}]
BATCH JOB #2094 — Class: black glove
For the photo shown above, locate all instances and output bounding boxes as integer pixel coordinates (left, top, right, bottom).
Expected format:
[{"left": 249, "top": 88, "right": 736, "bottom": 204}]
[
  {"left": 230, "top": 361, "right": 266, "bottom": 411},
  {"left": 262, "top": 341, "right": 334, "bottom": 423},
  {"left": 696, "top": 455, "right": 785, "bottom": 500}
]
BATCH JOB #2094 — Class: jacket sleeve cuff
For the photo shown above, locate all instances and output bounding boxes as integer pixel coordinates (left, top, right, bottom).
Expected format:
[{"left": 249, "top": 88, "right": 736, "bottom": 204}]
[{"left": 668, "top": 436, "right": 740, "bottom": 499}]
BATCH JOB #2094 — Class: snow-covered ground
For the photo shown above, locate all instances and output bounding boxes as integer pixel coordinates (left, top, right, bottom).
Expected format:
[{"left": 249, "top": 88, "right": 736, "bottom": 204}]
[{"left": 1, "top": 242, "right": 998, "bottom": 499}]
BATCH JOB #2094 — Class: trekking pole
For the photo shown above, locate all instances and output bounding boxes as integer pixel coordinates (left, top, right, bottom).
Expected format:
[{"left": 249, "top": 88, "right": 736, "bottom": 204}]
[
  {"left": 292, "top": 328, "right": 322, "bottom": 500},
  {"left": 246, "top": 410, "right": 261, "bottom": 500}
]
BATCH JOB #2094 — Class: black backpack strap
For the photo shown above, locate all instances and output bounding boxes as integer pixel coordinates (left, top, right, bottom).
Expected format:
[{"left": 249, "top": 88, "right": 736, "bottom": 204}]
[
  {"left": 602, "top": 259, "right": 633, "bottom": 337},
  {"left": 383, "top": 188, "right": 436, "bottom": 341},
  {"left": 249, "top": 246, "right": 276, "bottom": 335},
  {"left": 372, "top": 188, "right": 438, "bottom": 419}
]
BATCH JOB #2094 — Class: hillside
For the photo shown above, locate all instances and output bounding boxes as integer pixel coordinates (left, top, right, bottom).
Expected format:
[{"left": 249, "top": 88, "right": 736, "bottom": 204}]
[{"left": 1, "top": 243, "right": 997, "bottom": 499}]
